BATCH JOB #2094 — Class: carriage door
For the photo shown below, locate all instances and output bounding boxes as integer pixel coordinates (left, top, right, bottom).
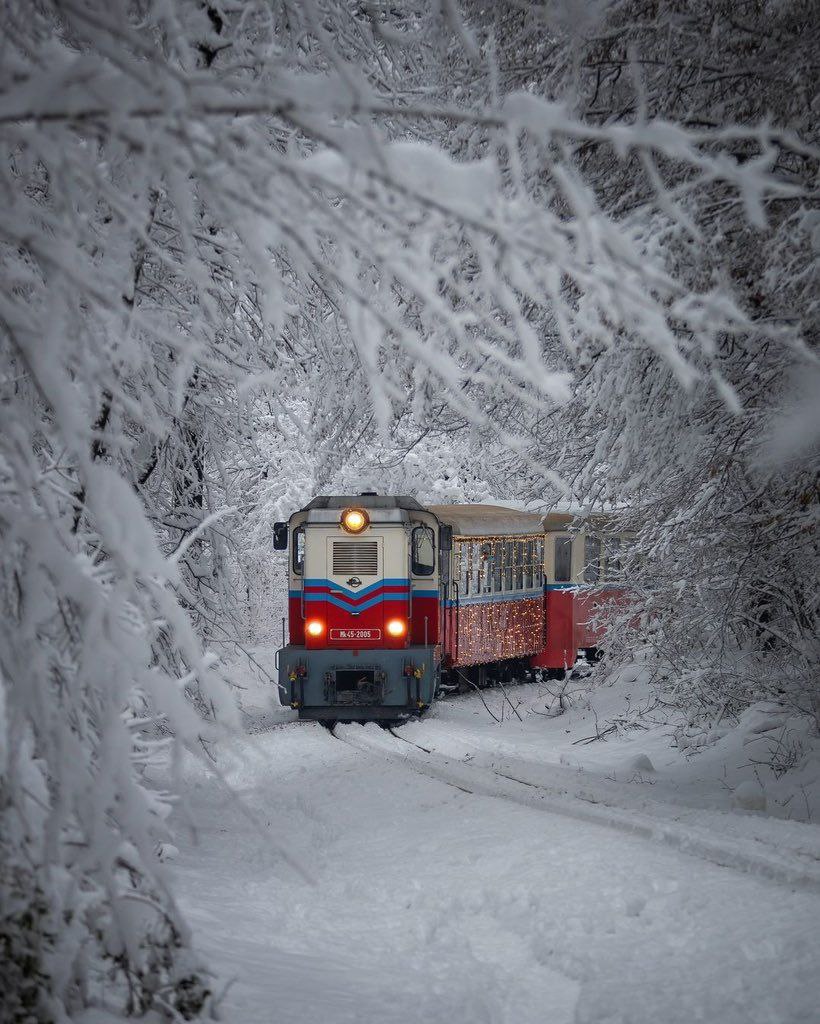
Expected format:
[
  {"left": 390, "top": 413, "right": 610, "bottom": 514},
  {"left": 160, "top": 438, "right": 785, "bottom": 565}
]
[{"left": 325, "top": 536, "right": 384, "bottom": 643}]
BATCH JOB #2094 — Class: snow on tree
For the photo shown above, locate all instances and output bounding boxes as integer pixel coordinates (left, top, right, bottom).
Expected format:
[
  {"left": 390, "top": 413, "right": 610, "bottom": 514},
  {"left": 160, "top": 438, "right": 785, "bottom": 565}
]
[
  {"left": 0, "top": 0, "right": 814, "bottom": 1018},
  {"left": 481, "top": 1, "right": 819, "bottom": 727}
]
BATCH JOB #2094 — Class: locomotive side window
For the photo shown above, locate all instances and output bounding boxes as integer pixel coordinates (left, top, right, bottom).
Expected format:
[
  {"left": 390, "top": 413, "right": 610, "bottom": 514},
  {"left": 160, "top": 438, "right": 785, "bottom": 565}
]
[
  {"left": 584, "top": 535, "right": 601, "bottom": 583},
  {"left": 411, "top": 525, "right": 435, "bottom": 576},
  {"left": 292, "top": 526, "right": 305, "bottom": 575},
  {"left": 554, "top": 536, "right": 572, "bottom": 582}
]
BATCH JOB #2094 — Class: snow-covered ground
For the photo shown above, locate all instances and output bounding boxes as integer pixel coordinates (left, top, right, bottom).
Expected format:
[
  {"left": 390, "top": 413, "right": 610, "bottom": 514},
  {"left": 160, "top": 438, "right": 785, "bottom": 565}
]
[{"left": 168, "top": 655, "right": 820, "bottom": 1023}]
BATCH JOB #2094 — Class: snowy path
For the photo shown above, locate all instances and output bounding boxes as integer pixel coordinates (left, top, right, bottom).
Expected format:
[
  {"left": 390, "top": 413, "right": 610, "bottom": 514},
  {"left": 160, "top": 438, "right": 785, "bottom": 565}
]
[
  {"left": 172, "top": 710, "right": 820, "bottom": 1024},
  {"left": 335, "top": 722, "right": 820, "bottom": 892}
]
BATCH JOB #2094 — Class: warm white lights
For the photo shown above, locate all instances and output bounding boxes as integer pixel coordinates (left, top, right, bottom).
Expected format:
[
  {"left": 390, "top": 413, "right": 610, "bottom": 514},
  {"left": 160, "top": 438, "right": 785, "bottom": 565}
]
[{"left": 340, "top": 507, "right": 370, "bottom": 534}]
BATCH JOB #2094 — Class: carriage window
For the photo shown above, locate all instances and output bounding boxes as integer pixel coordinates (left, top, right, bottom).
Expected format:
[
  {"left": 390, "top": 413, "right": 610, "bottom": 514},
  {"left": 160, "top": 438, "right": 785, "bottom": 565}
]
[
  {"left": 515, "top": 541, "right": 524, "bottom": 590},
  {"left": 554, "top": 536, "right": 572, "bottom": 582},
  {"left": 479, "top": 543, "right": 491, "bottom": 592},
  {"left": 584, "top": 535, "right": 601, "bottom": 583},
  {"left": 411, "top": 525, "right": 435, "bottom": 576},
  {"left": 504, "top": 541, "right": 513, "bottom": 590},
  {"left": 459, "top": 544, "right": 469, "bottom": 595},
  {"left": 604, "top": 537, "right": 622, "bottom": 580},
  {"left": 524, "top": 541, "right": 533, "bottom": 589},
  {"left": 493, "top": 541, "right": 503, "bottom": 592},
  {"left": 292, "top": 526, "right": 305, "bottom": 575}
]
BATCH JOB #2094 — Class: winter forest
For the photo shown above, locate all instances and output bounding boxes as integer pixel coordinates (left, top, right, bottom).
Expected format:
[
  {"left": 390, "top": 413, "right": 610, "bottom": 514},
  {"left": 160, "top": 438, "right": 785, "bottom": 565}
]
[{"left": 1, "top": 1, "right": 818, "bottom": 1022}]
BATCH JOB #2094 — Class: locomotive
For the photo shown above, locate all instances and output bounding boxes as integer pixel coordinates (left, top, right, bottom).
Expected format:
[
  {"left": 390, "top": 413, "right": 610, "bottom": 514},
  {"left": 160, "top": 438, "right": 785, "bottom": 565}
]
[{"left": 274, "top": 494, "right": 627, "bottom": 722}]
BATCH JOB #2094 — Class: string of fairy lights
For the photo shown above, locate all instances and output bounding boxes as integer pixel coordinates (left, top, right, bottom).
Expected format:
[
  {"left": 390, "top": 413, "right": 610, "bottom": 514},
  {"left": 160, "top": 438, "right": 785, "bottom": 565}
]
[
  {"left": 452, "top": 534, "right": 545, "bottom": 597},
  {"left": 447, "top": 531, "right": 628, "bottom": 665},
  {"left": 452, "top": 596, "right": 544, "bottom": 666},
  {"left": 449, "top": 535, "right": 545, "bottom": 665},
  {"left": 452, "top": 531, "right": 627, "bottom": 591}
]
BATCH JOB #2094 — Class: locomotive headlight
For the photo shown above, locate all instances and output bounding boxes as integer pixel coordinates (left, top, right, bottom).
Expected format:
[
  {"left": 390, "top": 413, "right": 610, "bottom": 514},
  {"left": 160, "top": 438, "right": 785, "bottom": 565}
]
[
  {"left": 340, "top": 507, "right": 369, "bottom": 534},
  {"left": 386, "top": 618, "right": 407, "bottom": 638},
  {"left": 306, "top": 619, "right": 324, "bottom": 637}
]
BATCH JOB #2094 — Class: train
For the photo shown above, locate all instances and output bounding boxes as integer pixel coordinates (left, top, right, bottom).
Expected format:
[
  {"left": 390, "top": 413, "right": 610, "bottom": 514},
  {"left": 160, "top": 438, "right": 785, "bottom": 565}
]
[{"left": 274, "top": 494, "right": 628, "bottom": 722}]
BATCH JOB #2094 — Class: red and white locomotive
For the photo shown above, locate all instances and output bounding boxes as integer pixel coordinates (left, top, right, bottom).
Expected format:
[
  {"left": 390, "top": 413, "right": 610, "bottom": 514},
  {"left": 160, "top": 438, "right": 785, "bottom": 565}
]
[{"left": 275, "top": 495, "right": 628, "bottom": 722}]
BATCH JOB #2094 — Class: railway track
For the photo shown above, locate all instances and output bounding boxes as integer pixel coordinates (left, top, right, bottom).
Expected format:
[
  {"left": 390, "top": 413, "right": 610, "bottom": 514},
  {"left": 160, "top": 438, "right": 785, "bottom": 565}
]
[
  {"left": 330, "top": 723, "right": 820, "bottom": 895},
  {"left": 387, "top": 725, "right": 432, "bottom": 753}
]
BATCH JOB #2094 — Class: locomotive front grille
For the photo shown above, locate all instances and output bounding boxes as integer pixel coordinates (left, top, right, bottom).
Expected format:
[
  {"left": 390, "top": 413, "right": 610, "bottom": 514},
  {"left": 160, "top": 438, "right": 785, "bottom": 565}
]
[{"left": 332, "top": 540, "right": 379, "bottom": 576}]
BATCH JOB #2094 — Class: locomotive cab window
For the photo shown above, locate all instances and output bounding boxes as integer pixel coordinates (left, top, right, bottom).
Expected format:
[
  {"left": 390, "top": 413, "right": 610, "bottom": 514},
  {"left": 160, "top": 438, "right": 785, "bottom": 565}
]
[
  {"left": 411, "top": 525, "right": 435, "bottom": 576},
  {"left": 292, "top": 526, "right": 305, "bottom": 575}
]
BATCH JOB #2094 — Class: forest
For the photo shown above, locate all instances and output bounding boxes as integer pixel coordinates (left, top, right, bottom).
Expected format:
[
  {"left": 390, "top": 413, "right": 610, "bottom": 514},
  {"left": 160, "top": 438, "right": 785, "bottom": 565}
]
[{"left": 1, "top": 1, "right": 817, "bottom": 1021}]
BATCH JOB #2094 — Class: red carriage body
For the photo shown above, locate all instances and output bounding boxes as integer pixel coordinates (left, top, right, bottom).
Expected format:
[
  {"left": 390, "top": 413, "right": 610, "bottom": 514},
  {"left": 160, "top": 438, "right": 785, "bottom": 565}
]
[{"left": 432, "top": 505, "right": 630, "bottom": 677}]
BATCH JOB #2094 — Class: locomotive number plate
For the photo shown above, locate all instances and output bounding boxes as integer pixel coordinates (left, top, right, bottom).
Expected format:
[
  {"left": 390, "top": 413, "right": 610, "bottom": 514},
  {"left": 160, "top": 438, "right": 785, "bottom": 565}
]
[{"left": 330, "top": 628, "right": 381, "bottom": 640}]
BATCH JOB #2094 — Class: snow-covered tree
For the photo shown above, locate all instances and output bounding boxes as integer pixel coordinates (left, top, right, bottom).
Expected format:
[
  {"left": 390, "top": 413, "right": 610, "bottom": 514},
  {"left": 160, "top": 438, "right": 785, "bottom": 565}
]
[
  {"left": 1, "top": 0, "right": 813, "bottom": 1018},
  {"left": 483, "top": 0, "right": 820, "bottom": 724}
]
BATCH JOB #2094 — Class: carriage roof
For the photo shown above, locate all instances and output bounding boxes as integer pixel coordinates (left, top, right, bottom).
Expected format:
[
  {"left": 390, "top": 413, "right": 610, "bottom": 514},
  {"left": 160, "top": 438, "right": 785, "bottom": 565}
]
[{"left": 426, "top": 504, "right": 545, "bottom": 537}]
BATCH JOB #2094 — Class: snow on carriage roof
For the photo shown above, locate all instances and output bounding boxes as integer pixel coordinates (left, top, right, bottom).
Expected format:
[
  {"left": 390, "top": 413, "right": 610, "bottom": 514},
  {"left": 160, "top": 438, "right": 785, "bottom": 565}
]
[{"left": 427, "top": 503, "right": 545, "bottom": 537}]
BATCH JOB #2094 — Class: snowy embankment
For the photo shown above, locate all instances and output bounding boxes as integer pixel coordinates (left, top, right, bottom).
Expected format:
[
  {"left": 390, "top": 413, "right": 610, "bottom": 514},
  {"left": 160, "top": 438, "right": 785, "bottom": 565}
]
[{"left": 164, "top": 654, "right": 820, "bottom": 1024}]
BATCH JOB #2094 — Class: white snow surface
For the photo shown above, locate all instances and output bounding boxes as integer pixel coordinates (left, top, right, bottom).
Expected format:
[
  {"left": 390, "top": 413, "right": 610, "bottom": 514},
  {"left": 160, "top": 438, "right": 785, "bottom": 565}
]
[
  {"left": 427, "top": 503, "right": 546, "bottom": 536},
  {"left": 164, "top": 657, "right": 820, "bottom": 1024}
]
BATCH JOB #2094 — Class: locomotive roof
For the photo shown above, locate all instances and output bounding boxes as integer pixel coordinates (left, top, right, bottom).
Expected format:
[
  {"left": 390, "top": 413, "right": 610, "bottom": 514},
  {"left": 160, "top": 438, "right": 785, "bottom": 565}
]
[
  {"left": 427, "top": 504, "right": 545, "bottom": 537},
  {"left": 304, "top": 494, "right": 426, "bottom": 511}
]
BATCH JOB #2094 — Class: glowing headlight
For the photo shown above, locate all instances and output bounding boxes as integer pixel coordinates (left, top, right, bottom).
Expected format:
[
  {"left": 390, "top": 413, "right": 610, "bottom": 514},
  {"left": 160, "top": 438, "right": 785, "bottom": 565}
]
[
  {"left": 306, "top": 619, "right": 324, "bottom": 637},
  {"left": 340, "top": 507, "right": 369, "bottom": 534},
  {"left": 386, "top": 618, "right": 407, "bottom": 638}
]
